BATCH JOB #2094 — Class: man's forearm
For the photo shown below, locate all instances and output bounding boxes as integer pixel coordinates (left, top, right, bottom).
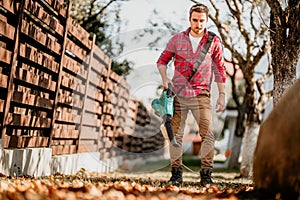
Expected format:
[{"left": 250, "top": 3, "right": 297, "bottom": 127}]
[
  {"left": 157, "top": 65, "right": 168, "bottom": 81},
  {"left": 217, "top": 82, "right": 226, "bottom": 95}
]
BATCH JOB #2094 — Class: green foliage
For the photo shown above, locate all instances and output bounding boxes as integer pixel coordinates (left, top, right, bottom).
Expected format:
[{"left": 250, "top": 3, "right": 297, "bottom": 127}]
[
  {"left": 110, "top": 59, "right": 133, "bottom": 76},
  {"left": 68, "top": 0, "right": 132, "bottom": 76}
]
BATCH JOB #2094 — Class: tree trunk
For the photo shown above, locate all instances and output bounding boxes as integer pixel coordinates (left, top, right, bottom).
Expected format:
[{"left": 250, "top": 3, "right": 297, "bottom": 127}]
[
  {"left": 227, "top": 106, "right": 245, "bottom": 169},
  {"left": 227, "top": 134, "right": 243, "bottom": 169},
  {"left": 269, "top": 9, "right": 298, "bottom": 105},
  {"left": 227, "top": 75, "right": 256, "bottom": 169},
  {"left": 240, "top": 122, "right": 260, "bottom": 177},
  {"left": 273, "top": 59, "right": 297, "bottom": 106}
]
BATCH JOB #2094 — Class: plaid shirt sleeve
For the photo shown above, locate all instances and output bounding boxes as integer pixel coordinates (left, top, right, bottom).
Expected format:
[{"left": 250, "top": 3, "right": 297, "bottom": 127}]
[
  {"left": 156, "top": 35, "right": 177, "bottom": 66},
  {"left": 211, "top": 36, "right": 226, "bottom": 83}
]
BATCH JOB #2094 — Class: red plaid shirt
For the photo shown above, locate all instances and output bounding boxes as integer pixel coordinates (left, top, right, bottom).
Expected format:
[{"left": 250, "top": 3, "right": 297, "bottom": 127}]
[{"left": 157, "top": 28, "right": 226, "bottom": 97}]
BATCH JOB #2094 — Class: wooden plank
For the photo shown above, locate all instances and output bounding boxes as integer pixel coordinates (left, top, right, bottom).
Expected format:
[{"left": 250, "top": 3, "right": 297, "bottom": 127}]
[
  {"left": 102, "top": 128, "right": 115, "bottom": 138},
  {"left": 0, "top": 73, "right": 8, "bottom": 88},
  {"left": 42, "top": 0, "right": 67, "bottom": 18},
  {"left": 0, "top": 15, "right": 15, "bottom": 40},
  {"left": 57, "top": 88, "right": 83, "bottom": 109},
  {"left": 54, "top": 106, "right": 81, "bottom": 124},
  {"left": 52, "top": 128, "right": 79, "bottom": 139},
  {"left": 128, "top": 98, "right": 138, "bottom": 110},
  {"left": 0, "top": 99, "right": 4, "bottom": 112},
  {"left": 0, "top": 0, "right": 22, "bottom": 138},
  {"left": 21, "top": 19, "right": 59, "bottom": 54},
  {"left": 19, "top": 43, "right": 59, "bottom": 73},
  {"left": 48, "top": 0, "right": 71, "bottom": 147},
  {"left": 68, "top": 18, "right": 92, "bottom": 49},
  {"left": 86, "top": 86, "right": 104, "bottom": 103},
  {"left": 21, "top": 19, "right": 47, "bottom": 46},
  {"left": 52, "top": 139, "right": 74, "bottom": 146},
  {"left": 65, "top": 38, "right": 88, "bottom": 61},
  {"left": 90, "top": 59, "right": 106, "bottom": 75},
  {"left": 62, "top": 144, "right": 77, "bottom": 154},
  {"left": 24, "top": 0, "right": 65, "bottom": 36},
  {"left": 93, "top": 46, "right": 111, "bottom": 69},
  {"left": 51, "top": 145, "right": 77, "bottom": 155},
  {"left": 60, "top": 71, "right": 85, "bottom": 94},
  {"left": 12, "top": 91, "right": 53, "bottom": 109},
  {"left": 103, "top": 103, "right": 114, "bottom": 115},
  {"left": 78, "top": 141, "right": 98, "bottom": 153},
  {"left": 102, "top": 115, "right": 115, "bottom": 127},
  {"left": 0, "top": 0, "right": 20, "bottom": 14},
  {"left": 53, "top": 123, "right": 77, "bottom": 131},
  {"left": 62, "top": 55, "right": 87, "bottom": 79},
  {"left": 18, "top": 136, "right": 49, "bottom": 148},
  {"left": 82, "top": 112, "right": 101, "bottom": 127},
  {"left": 15, "top": 67, "right": 57, "bottom": 91},
  {"left": 7, "top": 113, "right": 51, "bottom": 128},
  {"left": 51, "top": 145, "right": 62, "bottom": 155},
  {"left": 84, "top": 98, "right": 102, "bottom": 115},
  {"left": 10, "top": 128, "right": 49, "bottom": 137},
  {"left": 80, "top": 126, "right": 99, "bottom": 139},
  {"left": 89, "top": 69, "right": 103, "bottom": 86},
  {"left": 98, "top": 140, "right": 112, "bottom": 149},
  {"left": 0, "top": 47, "right": 12, "bottom": 64},
  {"left": 108, "top": 70, "right": 120, "bottom": 82},
  {"left": 4, "top": 135, "right": 49, "bottom": 148},
  {"left": 46, "top": 33, "right": 61, "bottom": 54}
]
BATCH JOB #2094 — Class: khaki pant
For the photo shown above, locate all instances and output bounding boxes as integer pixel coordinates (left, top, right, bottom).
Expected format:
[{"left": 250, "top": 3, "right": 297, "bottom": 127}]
[{"left": 170, "top": 92, "right": 215, "bottom": 168}]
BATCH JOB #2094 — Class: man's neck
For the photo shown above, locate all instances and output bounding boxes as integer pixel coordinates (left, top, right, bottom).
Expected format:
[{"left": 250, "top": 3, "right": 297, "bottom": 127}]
[{"left": 189, "top": 29, "right": 204, "bottom": 38}]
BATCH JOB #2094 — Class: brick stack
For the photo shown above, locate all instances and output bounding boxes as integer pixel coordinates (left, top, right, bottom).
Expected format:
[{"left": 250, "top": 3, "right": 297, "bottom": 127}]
[
  {"left": 1, "top": 0, "right": 67, "bottom": 148},
  {"left": 0, "top": 0, "right": 166, "bottom": 161}
]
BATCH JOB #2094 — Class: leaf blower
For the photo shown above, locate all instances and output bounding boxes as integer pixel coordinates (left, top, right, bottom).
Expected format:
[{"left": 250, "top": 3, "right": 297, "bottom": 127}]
[{"left": 151, "top": 83, "right": 179, "bottom": 147}]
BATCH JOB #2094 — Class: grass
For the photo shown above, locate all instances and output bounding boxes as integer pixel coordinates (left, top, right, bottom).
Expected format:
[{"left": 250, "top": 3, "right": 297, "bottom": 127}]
[{"left": 131, "top": 155, "right": 239, "bottom": 173}]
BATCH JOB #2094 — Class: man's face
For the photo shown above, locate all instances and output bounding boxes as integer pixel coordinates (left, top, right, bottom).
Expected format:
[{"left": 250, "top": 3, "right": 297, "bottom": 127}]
[{"left": 189, "top": 11, "right": 208, "bottom": 36}]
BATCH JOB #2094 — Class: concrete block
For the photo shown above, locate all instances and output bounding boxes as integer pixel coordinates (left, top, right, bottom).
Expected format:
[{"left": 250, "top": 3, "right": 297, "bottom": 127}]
[
  {"left": 0, "top": 148, "right": 52, "bottom": 177},
  {"left": 77, "top": 152, "right": 105, "bottom": 173},
  {"left": 105, "top": 156, "right": 123, "bottom": 171},
  {"left": 0, "top": 147, "right": 125, "bottom": 177},
  {"left": 51, "top": 154, "right": 79, "bottom": 175},
  {"left": 23, "top": 148, "right": 52, "bottom": 177}
]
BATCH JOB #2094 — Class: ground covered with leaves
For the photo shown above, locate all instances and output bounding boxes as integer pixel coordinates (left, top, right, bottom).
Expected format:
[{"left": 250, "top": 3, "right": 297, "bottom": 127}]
[{"left": 0, "top": 166, "right": 268, "bottom": 200}]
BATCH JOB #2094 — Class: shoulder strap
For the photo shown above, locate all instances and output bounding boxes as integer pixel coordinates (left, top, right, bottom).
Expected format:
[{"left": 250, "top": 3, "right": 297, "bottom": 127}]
[{"left": 187, "top": 31, "right": 216, "bottom": 82}]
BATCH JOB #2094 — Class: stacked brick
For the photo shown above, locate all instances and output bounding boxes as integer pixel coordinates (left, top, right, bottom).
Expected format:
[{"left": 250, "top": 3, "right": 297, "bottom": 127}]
[
  {"left": 0, "top": 1, "right": 17, "bottom": 138},
  {"left": 77, "top": 46, "right": 111, "bottom": 153},
  {"left": 0, "top": 0, "right": 165, "bottom": 161},
  {"left": 0, "top": 0, "right": 67, "bottom": 148},
  {"left": 51, "top": 14, "right": 94, "bottom": 155},
  {"left": 136, "top": 101, "right": 151, "bottom": 126},
  {"left": 100, "top": 71, "right": 132, "bottom": 159}
]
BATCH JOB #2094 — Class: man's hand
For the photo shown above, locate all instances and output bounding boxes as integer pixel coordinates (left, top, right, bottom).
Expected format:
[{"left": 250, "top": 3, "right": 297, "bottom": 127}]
[
  {"left": 157, "top": 65, "right": 173, "bottom": 89},
  {"left": 162, "top": 78, "right": 173, "bottom": 89},
  {"left": 215, "top": 93, "right": 225, "bottom": 112}
]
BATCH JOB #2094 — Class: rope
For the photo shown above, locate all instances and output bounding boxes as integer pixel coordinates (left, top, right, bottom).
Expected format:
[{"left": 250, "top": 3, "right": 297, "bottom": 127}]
[{"left": 181, "top": 163, "right": 199, "bottom": 174}]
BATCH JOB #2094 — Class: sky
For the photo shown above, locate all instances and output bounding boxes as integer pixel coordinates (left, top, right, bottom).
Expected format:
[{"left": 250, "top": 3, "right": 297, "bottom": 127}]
[{"left": 111, "top": 0, "right": 195, "bottom": 108}]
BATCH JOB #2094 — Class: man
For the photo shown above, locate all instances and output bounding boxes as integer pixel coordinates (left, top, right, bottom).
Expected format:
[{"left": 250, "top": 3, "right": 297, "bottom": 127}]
[{"left": 156, "top": 3, "right": 226, "bottom": 186}]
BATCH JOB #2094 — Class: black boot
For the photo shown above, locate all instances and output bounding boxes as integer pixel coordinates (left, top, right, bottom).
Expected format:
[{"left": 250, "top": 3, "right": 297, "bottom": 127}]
[
  {"left": 200, "top": 168, "right": 213, "bottom": 186},
  {"left": 168, "top": 166, "right": 183, "bottom": 185}
]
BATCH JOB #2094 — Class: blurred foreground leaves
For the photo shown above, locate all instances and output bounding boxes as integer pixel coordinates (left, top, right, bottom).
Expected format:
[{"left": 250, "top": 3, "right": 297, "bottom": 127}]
[{"left": 0, "top": 168, "right": 255, "bottom": 200}]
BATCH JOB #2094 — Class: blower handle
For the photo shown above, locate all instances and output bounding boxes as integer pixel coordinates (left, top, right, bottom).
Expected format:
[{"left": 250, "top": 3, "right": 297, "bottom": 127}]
[{"left": 167, "top": 83, "right": 174, "bottom": 97}]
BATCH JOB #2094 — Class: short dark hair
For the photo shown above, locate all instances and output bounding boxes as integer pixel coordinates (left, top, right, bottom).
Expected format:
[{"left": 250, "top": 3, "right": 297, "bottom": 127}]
[{"left": 189, "top": 3, "right": 209, "bottom": 19}]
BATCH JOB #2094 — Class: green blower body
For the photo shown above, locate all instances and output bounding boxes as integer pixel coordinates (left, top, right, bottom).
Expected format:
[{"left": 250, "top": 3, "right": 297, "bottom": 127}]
[{"left": 151, "top": 83, "right": 178, "bottom": 147}]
